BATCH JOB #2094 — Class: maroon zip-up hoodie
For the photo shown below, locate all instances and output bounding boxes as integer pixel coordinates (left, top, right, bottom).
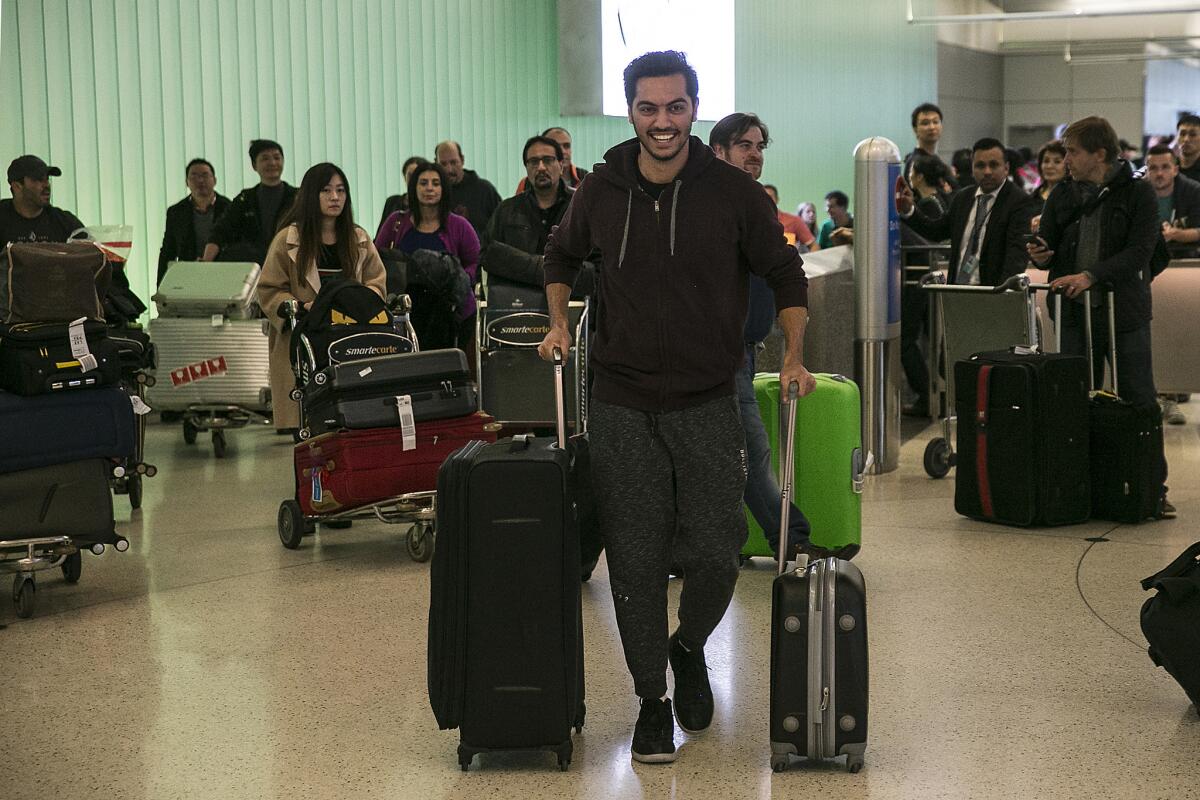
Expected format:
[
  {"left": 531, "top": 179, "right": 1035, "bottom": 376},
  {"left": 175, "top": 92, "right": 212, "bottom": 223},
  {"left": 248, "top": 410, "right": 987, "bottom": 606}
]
[{"left": 544, "top": 136, "right": 808, "bottom": 413}]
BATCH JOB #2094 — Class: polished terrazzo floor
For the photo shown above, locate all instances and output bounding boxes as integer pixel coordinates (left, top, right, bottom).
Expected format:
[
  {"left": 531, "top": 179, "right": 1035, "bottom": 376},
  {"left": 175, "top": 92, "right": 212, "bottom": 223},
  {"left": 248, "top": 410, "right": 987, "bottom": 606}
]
[{"left": 1, "top": 415, "right": 1197, "bottom": 800}]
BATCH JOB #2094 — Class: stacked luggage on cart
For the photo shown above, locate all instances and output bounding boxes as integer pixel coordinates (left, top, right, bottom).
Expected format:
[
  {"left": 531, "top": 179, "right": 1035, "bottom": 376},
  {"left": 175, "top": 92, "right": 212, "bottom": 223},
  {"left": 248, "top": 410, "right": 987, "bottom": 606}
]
[
  {"left": 0, "top": 242, "right": 144, "bottom": 618},
  {"left": 147, "top": 261, "right": 271, "bottom": 457},
  {"left": 277, "top": 280, "right": 498, "bottom": 559}
]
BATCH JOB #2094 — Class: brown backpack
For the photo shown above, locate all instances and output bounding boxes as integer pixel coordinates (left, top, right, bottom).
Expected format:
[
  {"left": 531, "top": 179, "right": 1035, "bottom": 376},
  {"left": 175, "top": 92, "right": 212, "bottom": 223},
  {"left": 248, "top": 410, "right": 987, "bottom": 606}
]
[{"left": 0, "top": 242, "right": 111, "bottom": 323}]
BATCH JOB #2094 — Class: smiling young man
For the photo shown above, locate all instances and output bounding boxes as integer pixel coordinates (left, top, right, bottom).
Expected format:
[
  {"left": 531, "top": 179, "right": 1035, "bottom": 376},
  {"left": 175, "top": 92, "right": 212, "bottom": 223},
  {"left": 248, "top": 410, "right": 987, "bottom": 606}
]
[
  {"left": 538, "top": 51, "right": 812, "bottom": 764},
  {"left": 202, "top": 139, "right": 296, "bottom": 264}
]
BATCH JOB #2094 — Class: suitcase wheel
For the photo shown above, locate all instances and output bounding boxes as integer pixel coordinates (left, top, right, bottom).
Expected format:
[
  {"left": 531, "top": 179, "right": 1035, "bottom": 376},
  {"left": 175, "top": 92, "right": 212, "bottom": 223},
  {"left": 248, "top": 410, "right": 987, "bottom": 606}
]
[
  {"left": 771, "top": 754, "right": 789, "bottom": 773},
  {"left": 212, "top": 430, "right": 227, "bottom": 458},
  {"left": 406, "top": 523, "right": 435, "bottom": 563},
  {"left": 923, "top": 437, "right": 952, "bottom": 479},
  {"left": 61, "top": 552, "right": 82, "bottom": 584},
  {"left": 12, "top": 575, "right": 35, "bottom": 619},
  {"left": 278, "top": 500, "right": 310, "bottom": 549},
  {"left": 847, "top": 754, "right": 864, "bottom": 773},
  {"left": 127, "top": 474, "right": 143, "bottom": 510},
  {"left": 182, "top": 420, "right": 198, "bottom": 445}
]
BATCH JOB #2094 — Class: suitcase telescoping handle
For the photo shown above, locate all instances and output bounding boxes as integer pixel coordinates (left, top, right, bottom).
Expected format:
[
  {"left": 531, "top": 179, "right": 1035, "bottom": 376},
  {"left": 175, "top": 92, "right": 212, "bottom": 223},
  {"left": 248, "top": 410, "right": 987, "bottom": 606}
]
[
  {"left": 553, "top": 346, "right": 568, "bottom": 449},
  {"left": 1081, "top": 287, "right": 1119, "bottom": 395},
  {"left": 777, "top": 380, "right": 800, "bottom": 577}
]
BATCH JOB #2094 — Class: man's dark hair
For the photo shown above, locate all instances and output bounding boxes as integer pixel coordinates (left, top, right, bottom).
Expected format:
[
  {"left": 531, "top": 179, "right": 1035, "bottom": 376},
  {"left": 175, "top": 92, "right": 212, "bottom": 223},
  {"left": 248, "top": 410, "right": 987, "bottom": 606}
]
[
  {"left": 248, "top": 139, "right": 283, "bottom": 165},
  {"left": 623, "top": 50, "right": 699, "bottom": 108},
  {"left": 1063, "top": 116, "right": 1121, "bottom": 163},
  {"left": 951, "top": 148, "right": 972, "bottom": 178},
  {"left": 971, "top": 137, "right": 1006, "bottom": 157},
  {"left": 185, "top": 158, "right": 215, "bottom": 179},
  {"left": 401, "top": 156, "right": 428, "bottom": 176},
  {"left": 1036, "top": 140, "right": 1066, "bottom": 176},
  {"left": 708, "top": 112, "right": 770, "bottom": 151},
  {"left": 542, "top": 126, "right": 570, "bottom": 138},
  {"left": 1178, "top": 113, "right": 1200, "bottom": 130},
  {"left": 407, "top": 161, "right": 455, "bottom": 228},
  {"left": 522, "top": 135, "right": 564, "bottom": 164},
  {"left": 1146, "top": 143, "right": 1179, "bottom": 163},
  {"left": 1005, "top": 147, "right": 1024, "bottom": 176},
  {"left": 911, "top": 103, "right": 943, "bottom": 129},
  {"left": 435, "top": 141, "right": 464, "bottom": 161},
  {"left": 825, "top": 190, "right": 849, "bottom": 208}
]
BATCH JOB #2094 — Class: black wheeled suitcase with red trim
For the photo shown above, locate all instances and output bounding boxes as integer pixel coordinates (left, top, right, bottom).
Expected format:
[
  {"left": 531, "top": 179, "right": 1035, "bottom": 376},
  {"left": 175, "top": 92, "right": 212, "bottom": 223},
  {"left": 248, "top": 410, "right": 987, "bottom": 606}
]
[{"left": 953, "top": 349, "right": 1090, "bottom": 526}]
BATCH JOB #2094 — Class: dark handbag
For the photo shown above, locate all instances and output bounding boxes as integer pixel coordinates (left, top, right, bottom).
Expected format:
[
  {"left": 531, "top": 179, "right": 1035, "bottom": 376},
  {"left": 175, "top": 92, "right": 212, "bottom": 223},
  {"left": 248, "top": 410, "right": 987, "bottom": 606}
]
[
  {"left": 1140, "top": 542, "right": 1200, "bottom": 711},
  {"left": 0, "top": 242, "right": 111, "bottom": 323},
  {"left": 0, "top": 320, "right": 121, "bottom": 395}
]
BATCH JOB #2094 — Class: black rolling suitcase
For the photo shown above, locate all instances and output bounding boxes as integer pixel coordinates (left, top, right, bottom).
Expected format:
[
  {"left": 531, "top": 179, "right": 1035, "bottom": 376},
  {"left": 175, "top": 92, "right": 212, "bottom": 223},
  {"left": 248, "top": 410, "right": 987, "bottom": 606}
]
[
  {"left": 0, "top": 387, "right": 136, "bottom": 474},
  {"left": 302, "top": 348, "right": 478, "bottom": 435},
  {"left": 954, "top": 347, "right": 1090, "bottom": 526},
  {"left": 770, "top": 382, "right": 868, "bottom": 773},
  {"left": 0, "top": 320, "right": 121, "bottom": 395},
  {"left": 428, "top": 350, "right": 584, "bottom": 771},
  {"left": 0, "top": 459, "right": 119, "bottom": 545},
  {"left": 1082, "top": 292, "right": 1167, "bottom": 522},
  {"left": 1140, "top": 542, "right": 1200, "bottom": 710}
]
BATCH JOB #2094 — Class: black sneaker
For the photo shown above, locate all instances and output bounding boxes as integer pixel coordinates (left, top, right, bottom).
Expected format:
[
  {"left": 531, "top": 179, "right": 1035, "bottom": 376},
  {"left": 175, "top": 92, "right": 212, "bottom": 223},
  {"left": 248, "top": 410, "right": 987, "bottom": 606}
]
[
  {"left": 631, "top": 698, "right": 677, "bottom": 763},
  {"left": 668, "top": 633, "right": 713, "bottom": 734}
]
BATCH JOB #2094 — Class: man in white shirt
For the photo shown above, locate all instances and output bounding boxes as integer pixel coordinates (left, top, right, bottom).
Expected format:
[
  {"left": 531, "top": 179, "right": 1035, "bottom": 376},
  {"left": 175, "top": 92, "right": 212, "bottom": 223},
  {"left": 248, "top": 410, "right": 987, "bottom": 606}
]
[{"left": 896, "top": 137, "right": 1036, "bottom": 286}]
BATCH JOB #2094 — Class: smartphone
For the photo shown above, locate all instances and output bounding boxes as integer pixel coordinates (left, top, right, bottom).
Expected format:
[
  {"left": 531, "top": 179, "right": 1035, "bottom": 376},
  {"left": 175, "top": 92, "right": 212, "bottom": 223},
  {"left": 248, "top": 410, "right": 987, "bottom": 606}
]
[{"left": 1023, "top": 233, "right": 1046, "bottom": 247}]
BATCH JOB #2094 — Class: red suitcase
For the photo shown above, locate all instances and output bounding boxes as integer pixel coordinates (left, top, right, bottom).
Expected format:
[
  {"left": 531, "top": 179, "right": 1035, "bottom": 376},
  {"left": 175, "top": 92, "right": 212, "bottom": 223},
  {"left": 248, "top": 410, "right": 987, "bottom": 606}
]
[{"left": 295, "top": 413, "right": 498, "bottom": 516}]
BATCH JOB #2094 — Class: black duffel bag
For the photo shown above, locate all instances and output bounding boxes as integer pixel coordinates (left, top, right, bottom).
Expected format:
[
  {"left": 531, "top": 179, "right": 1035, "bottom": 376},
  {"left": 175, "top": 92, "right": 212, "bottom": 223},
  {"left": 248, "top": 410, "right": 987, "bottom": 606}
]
[
  {"left": 0, "top": 319, "right": 121, "bottom": 395},
  {"left": 1140, "top": 542, "right": 1200, "bottom": 711}
]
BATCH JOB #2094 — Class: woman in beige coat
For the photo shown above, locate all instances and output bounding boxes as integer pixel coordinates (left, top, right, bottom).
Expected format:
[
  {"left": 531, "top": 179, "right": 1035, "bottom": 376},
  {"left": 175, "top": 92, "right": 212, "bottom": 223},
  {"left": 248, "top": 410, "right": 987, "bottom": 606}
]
[{"left": 257, "top": 162, "right": 386, "bottom": 434}]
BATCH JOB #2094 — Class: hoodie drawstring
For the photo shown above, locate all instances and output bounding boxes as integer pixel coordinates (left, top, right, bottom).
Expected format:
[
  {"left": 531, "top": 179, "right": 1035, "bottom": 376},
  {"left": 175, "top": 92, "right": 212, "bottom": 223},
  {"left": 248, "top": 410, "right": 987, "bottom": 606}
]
[
  {"left": 618, "top": 190, "right": 632, "bottom": 269},
  {"left": 669, "top": 181, "right": 681, "bottom": 256}
]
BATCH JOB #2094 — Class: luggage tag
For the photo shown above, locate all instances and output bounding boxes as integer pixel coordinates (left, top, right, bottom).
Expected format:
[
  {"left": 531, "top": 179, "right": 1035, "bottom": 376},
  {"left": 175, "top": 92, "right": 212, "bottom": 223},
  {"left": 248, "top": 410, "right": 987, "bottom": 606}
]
[
  {"left": 395, "top": 395, "right": 417, "bottom": 451},
  {"left": 128, "top": 395, "right": 152, "bottom": 416},
  {"left": 211, "top": 314, "right": 224, "bottom": 328},
  {"left": 311, "top": 468, "right": 323, "bottom": 504},
  {"left": 67, "top": 317, "right": 98, "bottom": 372}
]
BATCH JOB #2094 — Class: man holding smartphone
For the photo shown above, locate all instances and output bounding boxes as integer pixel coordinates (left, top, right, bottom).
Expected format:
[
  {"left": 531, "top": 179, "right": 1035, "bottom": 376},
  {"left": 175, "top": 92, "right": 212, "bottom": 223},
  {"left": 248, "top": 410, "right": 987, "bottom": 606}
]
[{"left": 1027, "top": 116, "right": 1173, "bottom": 516}]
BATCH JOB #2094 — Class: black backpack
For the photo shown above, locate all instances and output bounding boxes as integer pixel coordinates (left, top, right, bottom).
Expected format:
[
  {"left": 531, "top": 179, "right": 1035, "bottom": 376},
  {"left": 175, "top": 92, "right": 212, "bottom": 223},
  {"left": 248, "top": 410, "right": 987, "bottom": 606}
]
[
  {"left": 1140, "top": 542, "right": 1200, "bottom": 712},
  {"left": 289, "top": 278, "right": 411, "bottom": 385}
]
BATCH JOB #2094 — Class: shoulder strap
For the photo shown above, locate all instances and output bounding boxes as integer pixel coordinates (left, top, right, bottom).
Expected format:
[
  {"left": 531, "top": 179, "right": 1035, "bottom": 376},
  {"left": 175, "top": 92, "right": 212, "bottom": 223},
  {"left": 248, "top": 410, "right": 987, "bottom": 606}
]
[{"left": 1141, "top": 541, "right": 1200, "bottom": 591}]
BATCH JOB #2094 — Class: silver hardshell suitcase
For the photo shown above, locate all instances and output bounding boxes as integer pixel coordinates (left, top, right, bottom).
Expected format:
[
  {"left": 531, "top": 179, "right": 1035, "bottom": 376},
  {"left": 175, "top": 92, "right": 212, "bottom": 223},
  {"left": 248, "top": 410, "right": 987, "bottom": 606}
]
[
  {"left": 153, "top": 261, "right": 261, "bottom": 319},
  {"left": 146, "top": 317, "right": 271, "bottom": 411},
  {"left": 769, "top": 382, "right": 869, "bottom": 773}
]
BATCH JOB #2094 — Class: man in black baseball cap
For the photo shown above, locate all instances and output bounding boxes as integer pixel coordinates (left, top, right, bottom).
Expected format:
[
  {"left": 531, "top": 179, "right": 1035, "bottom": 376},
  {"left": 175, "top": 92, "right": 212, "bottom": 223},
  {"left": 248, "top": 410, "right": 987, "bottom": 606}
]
[{"left": 1, "top": 154, "right": 84, "bottom": 248}]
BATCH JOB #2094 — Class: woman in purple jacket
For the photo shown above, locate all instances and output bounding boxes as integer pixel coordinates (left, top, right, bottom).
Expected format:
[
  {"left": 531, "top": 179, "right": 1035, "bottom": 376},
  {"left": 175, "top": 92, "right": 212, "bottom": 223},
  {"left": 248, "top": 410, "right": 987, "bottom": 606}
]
[{"left": 375, "top": 161, "right": 480, "bottom": 370}]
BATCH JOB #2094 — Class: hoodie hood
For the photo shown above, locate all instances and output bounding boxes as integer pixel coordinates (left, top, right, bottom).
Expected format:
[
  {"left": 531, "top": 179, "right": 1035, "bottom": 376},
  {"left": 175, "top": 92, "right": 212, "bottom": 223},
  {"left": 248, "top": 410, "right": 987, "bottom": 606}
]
[{"left": 591, "top": 136, "right": 717, "bottom": 190}]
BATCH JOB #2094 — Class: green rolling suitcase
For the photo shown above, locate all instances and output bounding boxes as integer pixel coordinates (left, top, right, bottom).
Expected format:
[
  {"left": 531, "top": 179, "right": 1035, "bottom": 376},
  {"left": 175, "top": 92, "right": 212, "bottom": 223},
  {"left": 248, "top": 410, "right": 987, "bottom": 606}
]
[{"left": 742, "top": 372, "right": 867, "bottom": 558}]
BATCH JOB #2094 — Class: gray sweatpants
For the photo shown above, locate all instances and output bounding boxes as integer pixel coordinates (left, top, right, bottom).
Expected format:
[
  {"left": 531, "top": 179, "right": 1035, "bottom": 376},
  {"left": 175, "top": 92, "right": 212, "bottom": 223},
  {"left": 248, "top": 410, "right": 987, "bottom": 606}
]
[{"left": 589, "top": 395, "right": 749, "bottom": 699}]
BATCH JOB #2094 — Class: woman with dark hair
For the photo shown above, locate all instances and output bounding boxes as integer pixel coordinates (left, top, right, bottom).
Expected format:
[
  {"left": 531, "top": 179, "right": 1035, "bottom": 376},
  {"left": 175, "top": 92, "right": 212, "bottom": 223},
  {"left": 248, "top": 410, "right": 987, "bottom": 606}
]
[
  {"left": 258, "top": 162, "right": 386, "bottom": 434},
  {"left": 376, "top": 156, "right": 430, "bottom": 232},
  {"left": 907, "top": 153, "right": 951, "bottom": 219},
  {"left": 1036, "top": 140, "right": 1068, "bottom": 204},
  {"left": 375, "top": 161, "right": 480, "bottom": 366}
]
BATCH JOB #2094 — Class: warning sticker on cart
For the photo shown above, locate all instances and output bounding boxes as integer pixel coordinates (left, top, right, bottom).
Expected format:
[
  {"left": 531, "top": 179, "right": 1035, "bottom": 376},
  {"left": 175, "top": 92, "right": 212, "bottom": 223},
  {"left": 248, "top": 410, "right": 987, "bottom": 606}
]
[{"left": 170, "top": 356, "right": 228, "bottom": 387}]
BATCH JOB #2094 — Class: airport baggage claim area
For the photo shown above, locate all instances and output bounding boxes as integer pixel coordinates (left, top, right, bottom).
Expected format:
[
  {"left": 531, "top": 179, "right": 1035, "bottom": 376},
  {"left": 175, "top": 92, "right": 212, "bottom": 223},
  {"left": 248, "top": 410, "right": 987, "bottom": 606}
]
[{"left": 2, "top": 141, "right": 1197, "bottom": 800}]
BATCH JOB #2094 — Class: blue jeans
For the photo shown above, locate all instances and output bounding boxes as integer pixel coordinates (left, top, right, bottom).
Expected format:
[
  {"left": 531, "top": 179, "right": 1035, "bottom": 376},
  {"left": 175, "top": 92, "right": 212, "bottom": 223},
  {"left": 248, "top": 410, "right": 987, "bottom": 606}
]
[{"left": 736, "top": 343, "right": 811, "bottom": 555}]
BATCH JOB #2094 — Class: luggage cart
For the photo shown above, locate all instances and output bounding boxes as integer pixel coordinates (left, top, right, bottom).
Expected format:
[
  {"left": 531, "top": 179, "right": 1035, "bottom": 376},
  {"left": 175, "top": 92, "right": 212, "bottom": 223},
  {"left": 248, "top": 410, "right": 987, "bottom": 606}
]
[
  {"left": 921, "top": 274, "right": 1055, "bottom": 478},
  {"left": 277, "top": 490, "right": 437, "bottom": 561},
  {"left": 278, "top": 292, "right": 439, "bottom": 558},
  {"left": 0, "top": 535, "right": 130, "bottom": 619},
  {"left": 109, "top": 329, "right": 160, "bottom": 506}
]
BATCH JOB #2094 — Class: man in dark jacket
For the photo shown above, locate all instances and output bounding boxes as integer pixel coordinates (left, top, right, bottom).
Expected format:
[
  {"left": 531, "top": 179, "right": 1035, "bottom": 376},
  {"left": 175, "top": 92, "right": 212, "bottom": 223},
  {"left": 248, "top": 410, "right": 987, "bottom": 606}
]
[
  {"left": 201, "top": 139, "right": 296, "bottom": 264},
  {"left": 1145, "top": 143, "right": 1200, "bottom": 260},
  {"left": 898, "top": 137, "right": 1037, "bottom": 286},
  {"left": 480, "top": 135, "right": 592, "bottom": 299},
  {"left": 708, "top": 111, "right": 840, "bottom": 565},
  {"left": 0, "top": 155, "right": 84, "bottom": 247},
  {"left": 157, "top": 158, "right": 231, "bottom": 284},
  {"left": 1028, "top": 116, "right": 1171, "bottom": 514},
  {"left": 538, "top": 51, "right": 811, "bottom": 765},
  {"left": 435, "top": 140, "right": 501, "bottom": 235}
]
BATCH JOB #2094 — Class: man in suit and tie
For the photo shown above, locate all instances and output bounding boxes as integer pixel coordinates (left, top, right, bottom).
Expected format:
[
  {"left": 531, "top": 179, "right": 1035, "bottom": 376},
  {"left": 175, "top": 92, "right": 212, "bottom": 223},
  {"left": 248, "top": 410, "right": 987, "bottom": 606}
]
[{"left": 897, "top": 137, "right": 1037, "bottom": 286}]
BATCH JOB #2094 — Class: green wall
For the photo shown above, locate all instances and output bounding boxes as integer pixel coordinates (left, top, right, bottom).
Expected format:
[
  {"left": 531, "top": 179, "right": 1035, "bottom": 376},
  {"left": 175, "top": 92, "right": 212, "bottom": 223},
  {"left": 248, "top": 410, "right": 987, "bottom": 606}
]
[{"left": 0, "top": 0, "right": 934, "bottom": 309}]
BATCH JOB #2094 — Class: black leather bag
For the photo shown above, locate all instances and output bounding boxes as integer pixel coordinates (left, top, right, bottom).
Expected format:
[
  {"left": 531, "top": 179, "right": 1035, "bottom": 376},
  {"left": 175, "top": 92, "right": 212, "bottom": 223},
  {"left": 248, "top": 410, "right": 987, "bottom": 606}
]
[{"left": 1141, "top": 542, "right": 1200, "bottom": 711}]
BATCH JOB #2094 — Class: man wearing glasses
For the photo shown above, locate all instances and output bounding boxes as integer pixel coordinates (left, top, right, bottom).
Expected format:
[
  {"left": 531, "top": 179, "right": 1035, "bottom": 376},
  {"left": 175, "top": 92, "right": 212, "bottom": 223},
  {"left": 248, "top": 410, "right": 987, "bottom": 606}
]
[{"left": 480, "top": 134, "right": 593, "bottom": 298}]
